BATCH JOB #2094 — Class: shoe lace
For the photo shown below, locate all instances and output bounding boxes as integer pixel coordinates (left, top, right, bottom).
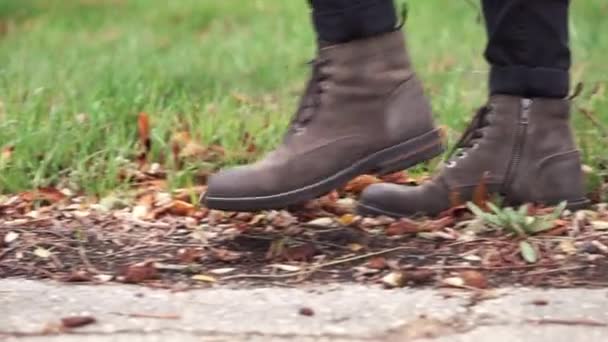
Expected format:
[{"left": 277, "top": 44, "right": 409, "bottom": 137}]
[
  {"left": 445, "top": 105, "right": 493, "bottom": 167},
  {"left": 286, "top": 58, "right": 330, "bottom": 136}
]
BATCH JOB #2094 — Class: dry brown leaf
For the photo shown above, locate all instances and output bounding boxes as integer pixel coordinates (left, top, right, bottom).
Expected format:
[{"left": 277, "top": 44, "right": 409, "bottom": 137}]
[
  {"left": 405, "top": 269, "right": 436, "bottom": 285},
  {"left": 168, "top": 200, "right": 196, "bottom": 216},
  {"left": 338, "top": 213, "right": 357, "bottom": 226},
  {"left": 367, "top": 256, "right": 388, "bottom": 270},
  {"left": 191, "top": 274, "right": 217, "bottom": 283},
  {"left": 427, "top": 216, "right": 456, "bottom": 230},
  {"left": 61, "top": 270, "right": 93, "bottom": 283},
  {"left": 380, "top": 171, "right": 415, "bottom": 185},
  {"left": 386, "top": 219, "right": 423, "bottom": 236},
  {"left": 122, "top": 261, "right": 157, "bottom": 283},
  {"left": 449, "top": 191, "right": 463, "bottom": 208},
  {"left": 241, "top": 132, "right": 258, "bottom": 155},
  {"left": 344, "top": 175, "right": 381, "bottom": 194},
  {"left": 472, "top": 172, "right": 490, "bottom": 211},
  {"left": 381, "top": 271, "right": 406, "bottom": 288},
  {"left": 138, "top": 112, "right": 151, "bottom": 152},
  {"left": 459, "top": 270, "right": 488, "bottom": 289},
  {"left": 211, "top": 248, "right": 243, "bottom": 262},
  {"left": 173, "top": 186, "right": 207, "bottom": 203},
  {"left": 20, "top": 187, "right": 67, "bottom": 204},
  {"left": 1, "top": 145, "right": 13, "bottom": 162},
  {"left": 299, "top": 307, "right": 315, "bottom": 317},
  {"left": 177, "top": 248, "right": 203, "bottom": 264},
  {"left": 61, "top": 316, "right": 96, "bottom": 329},
  {"left": 281, "top": 243, "right": 317, "bottom": 262}
]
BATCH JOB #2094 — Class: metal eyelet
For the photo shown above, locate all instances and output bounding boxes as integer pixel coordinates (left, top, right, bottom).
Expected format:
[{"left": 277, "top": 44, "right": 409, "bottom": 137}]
[
  {"left": 294, "top": 126, "right": 306, "bottom": 135},
  {"left": 446, "top": 161, "right": 457, "bottom": 168},
  {"left": 458, "top": 152, "right": 468, "bottom": 159}
]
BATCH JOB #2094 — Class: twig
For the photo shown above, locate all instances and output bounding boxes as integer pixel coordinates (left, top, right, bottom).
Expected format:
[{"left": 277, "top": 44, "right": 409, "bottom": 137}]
[
  {"left": 579, "top": 107, "right": 608, "bottom": 138},
  {"left": 221, "top": 246, "right": 412, "bottom": 281},
  {"left": 527, "top": 318, "right": 607, "bottom": 327},
  {"left": 110, "top": 312, "right": 181, "bottom": 320},
  {"left": 412, "top": 263, "right": 561, "bottom": 271},
  {"left": 0, "top": 246, "right": 18, "bottom": 260},
  {"left": 78, "top": 246, "right": 99, "bottom": 274},
  {"left": 523, "top": 265, "right": 590, "bottom": 277}
]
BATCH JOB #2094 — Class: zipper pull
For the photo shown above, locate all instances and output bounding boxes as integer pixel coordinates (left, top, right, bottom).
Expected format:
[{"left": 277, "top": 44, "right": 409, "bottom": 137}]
[{"left": 521, "top": 98, "right": 532, "bottom": 124}]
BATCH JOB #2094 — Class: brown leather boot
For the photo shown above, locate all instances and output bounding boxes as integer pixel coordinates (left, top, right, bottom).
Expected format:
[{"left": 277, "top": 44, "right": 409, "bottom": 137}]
[
  {"left": 358, "top": 95, "right": 590, "bottom": 218},
  {"left": 204, "top": 30, "right": 443, "bottom": 211}
]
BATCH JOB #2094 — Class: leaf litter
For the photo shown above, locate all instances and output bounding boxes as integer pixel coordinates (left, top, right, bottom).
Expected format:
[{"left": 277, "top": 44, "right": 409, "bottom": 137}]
[{"left": 1, "top": 113, "right": 608, "bottom": 289}]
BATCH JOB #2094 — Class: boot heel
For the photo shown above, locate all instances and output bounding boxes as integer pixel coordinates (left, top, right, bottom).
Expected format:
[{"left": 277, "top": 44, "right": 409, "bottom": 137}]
[
  {"left": 536, "top": 150, "right": 590, "bottom": 209},
  {"left": 376, "top": 138, "right": 444, "bottom": 175}
]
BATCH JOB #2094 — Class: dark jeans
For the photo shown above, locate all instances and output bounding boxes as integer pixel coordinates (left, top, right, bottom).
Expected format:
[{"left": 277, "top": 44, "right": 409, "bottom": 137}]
[{"left": 309, "top": 0, "right": 571, "bottom": 98}]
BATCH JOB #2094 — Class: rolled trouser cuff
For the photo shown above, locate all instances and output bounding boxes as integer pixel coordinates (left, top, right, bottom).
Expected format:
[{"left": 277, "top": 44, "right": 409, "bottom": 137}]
[
  {"left": 310, "top": 0, "right": 398, "bottom": 44},
  {"left": 489, "top": 65, "right": 569, "bottom": 98}
]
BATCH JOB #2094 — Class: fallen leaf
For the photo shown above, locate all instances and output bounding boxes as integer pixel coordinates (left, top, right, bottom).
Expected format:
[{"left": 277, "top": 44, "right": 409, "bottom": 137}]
[
  {"left": 338, "top": 213, "right": 357, "bottom": 226},
  {"left": 299, "top": 307, "right": 315, "bottom": 317},
  {"left": 381, "top": 271, "right": 406, "bottom": 288},
  {"left": 122, "top": 261, "right": 157, "bottom": 283},
  {"left": 138, "top": 112, "right": 151, "bottom": 153},
  {"left": 211, "top": 248, "right": 243, "bottom": 262},
  {"left": 405, "top": 269, "right": 436, "bottom": 285},
  {"left": 1, "top": 145, "right": 13, "bottom": 162},
  {"left": 459, "top": 270, "right": 488, "bottom": 289},
  {"left": 380, "top": 171, "right": 414, "bottom": 185},
  {"left": 472, "top": 172, "right": 490, "bottom": 211},
  {"left": 33, "top": 247, "right": 52, "bottom": 259},
  {"left": 168, "top": 200, "right": 197, "bottom": 216},
  {"left": 61, "top": 316, "right": 96, "bottom": 329},
  {"left": 93, "top": 274, "right": 114, "bottom": 282},
  {"left": 132, "top": 193, "right": 155, "bottom": 219},
  {"left": 344, "top": 174, "right": 381, "bottom": 194},
  {"left": 530, "top": 299, "right": 550, "bottom": 306},
  {"left": 177, "top": 248, "right": 203, "bottom": 264},
  {"left": 386, "top": 219, "right": 422, "bottom": 236},
  {"left": 367, "top": 256, "right": 387, "bottom": 270},
  {"left": 282, "top": 243, "right": 317, "bottom": 262},
  {"left": 306, "top": 217, "right": 335, "bottom": 227},
  {"left": 265, "top": 238, "right": 286, "bottom": 260},
  {"left": 520, "top": 240, "right": 538, "bottom": 263},
  {"left": 442, "top": 277, "right": 465, "bottom": 288},
  {"left": 590, "top": 221, "right": 608, "bottom": 230},
  {"left": 191, "top": 274, "right": 217, "bottom": 283},
  {"left": 347, "top": 243, "right": 365, "bottom": 252},
  {"left": 4, "top": 231, "right": 19, "bottom": 244},
  {"left": 558, "top": 240, "right": 577, "bottom": 255},
  {"left": 132, "top": 205, "right": 150, "bottom": 220},
  {"left": 61, "top": 270, "right": 93, "bottom": 283},
  {"left": 209, "top": 268, "right": 236, "bottom": 275},
  {"left": 21, "top": 187, "right": 67, "bottom": 204},
  {"left": 269, "top": 264, "right": 301, "bottom": 272}
]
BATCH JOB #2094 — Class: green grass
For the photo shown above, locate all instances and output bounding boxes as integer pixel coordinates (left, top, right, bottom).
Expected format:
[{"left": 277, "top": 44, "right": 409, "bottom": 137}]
[{"left": 0, "top": 0, "right": 607, "bottom": 196}]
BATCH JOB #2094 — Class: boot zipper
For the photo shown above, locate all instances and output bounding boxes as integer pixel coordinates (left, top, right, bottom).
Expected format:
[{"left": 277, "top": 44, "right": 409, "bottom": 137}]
[{"left": 502, "top": 98, "right": 531, "bottom": 194}]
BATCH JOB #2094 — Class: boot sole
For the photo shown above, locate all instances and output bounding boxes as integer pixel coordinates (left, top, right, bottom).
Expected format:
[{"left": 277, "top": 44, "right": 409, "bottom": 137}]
[
  {"left": 203, "top": 129, "right": 444, "bottom": 211},
  {"left": 357, "top": 197, "right": 592, "bottom": 219}
]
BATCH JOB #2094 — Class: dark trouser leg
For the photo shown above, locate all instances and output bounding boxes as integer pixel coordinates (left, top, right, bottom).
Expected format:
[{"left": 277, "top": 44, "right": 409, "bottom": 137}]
[
  {"left": 308, "top": 0, "right": 398, "bottom": 43},
  {"left": 483, "top": 0, "right": 571, "bottom": 98}
]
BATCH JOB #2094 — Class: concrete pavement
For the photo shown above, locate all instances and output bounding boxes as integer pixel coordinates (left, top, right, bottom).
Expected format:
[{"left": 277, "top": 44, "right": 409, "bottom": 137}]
[{"left": 1, "top": 279, "right": 607, "bottom": 341}]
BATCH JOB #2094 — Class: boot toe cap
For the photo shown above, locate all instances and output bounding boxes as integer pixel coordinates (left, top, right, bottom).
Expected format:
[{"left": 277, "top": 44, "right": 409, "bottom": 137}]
[
  {"left": 358, "top": 182, "right": 450, "bottom": 218},
  {"left": 205, "top": 166, "right": 269, "bottom": 200}
]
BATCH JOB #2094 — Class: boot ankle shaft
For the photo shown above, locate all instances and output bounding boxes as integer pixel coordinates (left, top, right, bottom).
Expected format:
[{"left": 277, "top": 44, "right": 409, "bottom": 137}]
[{"left": 320, "top": 30, "right": 411, "bottom": 69}]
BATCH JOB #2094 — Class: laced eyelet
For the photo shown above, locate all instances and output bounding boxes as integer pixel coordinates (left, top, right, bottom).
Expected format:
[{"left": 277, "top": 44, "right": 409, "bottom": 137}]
[
  {"left": 458, "top": 152, "right": 468, "bottom": 159},
  {"left": 446, "top": 161, "right": 457, "bottom": 168},
  {"left": 294, "top": 126, "right": 306, "bottom": 135}
]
